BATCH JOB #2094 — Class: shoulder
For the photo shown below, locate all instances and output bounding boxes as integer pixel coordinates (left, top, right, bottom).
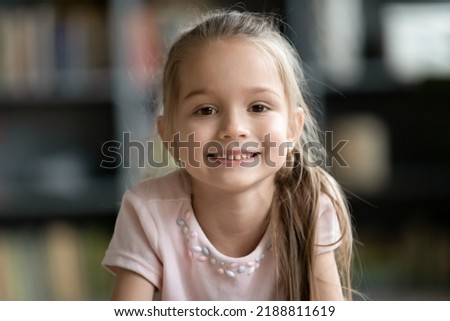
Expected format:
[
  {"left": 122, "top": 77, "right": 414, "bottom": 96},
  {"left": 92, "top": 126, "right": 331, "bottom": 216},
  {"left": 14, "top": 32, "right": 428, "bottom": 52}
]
[
  {"left": 316, "top": 193, "right": 341, "bottom": 253},
  {"left": 318, "top": 193, "right": 335, "bottom": 218},
  {"left": 317, "top": 193, "right": 339, "bottom": 236},
  {"left": 109, "top": 170, "right": 190, "bottom": 260},
  {"left": 117, "top": 170, "right": 191, "bottom": 234}
]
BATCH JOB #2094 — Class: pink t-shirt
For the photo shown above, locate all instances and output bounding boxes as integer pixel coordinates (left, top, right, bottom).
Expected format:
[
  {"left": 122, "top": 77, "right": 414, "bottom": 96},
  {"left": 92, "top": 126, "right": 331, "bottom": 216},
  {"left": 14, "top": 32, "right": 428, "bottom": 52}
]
[{"left": 102, "top": 170, "right": 341, "bottom": 300}]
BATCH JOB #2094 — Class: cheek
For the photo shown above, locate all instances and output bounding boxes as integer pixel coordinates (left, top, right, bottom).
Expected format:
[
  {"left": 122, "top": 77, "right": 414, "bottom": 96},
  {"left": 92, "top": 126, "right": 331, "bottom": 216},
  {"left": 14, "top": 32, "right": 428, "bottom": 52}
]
[
  {"left": 261, "top": 116, "right": 290, "bottom": 139},
  {"left": 171, "top": 115, "right": 217, "bottom": 163},
  {"left": 261, "top": 117, "right": 291, "bottom": 166}
]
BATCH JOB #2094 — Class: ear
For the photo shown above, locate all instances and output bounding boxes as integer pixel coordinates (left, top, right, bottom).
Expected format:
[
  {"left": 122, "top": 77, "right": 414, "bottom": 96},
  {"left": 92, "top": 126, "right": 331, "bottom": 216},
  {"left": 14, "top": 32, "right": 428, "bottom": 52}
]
[{"left": 287, "top": 106, "right": 304, "bottom": 144}]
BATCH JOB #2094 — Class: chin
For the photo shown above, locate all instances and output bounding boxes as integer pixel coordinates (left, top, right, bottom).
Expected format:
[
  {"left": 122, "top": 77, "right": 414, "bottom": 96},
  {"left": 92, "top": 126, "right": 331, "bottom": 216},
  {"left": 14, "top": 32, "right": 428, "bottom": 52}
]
[{"left": 187, "top": 167, "right": 279, "bottom": 193}]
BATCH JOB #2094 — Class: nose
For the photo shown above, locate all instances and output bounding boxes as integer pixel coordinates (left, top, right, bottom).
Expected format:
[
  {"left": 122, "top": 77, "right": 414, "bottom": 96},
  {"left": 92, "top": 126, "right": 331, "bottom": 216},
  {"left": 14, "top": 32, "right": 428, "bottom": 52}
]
[{"left": 217, "top": 109, "right": 250, "bottom": 140}]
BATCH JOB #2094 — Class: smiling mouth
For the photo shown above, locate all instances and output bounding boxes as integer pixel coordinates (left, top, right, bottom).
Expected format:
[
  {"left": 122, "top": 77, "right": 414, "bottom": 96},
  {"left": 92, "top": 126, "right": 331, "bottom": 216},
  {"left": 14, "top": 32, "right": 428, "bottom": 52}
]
[{"left": 206, "top": 152, "right": 260, "bottom": 160}]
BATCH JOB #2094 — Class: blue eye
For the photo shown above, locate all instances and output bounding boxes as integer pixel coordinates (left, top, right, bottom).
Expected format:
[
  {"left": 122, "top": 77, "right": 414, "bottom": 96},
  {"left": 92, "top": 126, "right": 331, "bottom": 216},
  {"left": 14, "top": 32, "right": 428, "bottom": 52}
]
[
  {"left": 196, "top": 106, "right": 216, "bottom": 115},
  {"left": 250, "top": 104, "right": 268, "bottom": 113}
]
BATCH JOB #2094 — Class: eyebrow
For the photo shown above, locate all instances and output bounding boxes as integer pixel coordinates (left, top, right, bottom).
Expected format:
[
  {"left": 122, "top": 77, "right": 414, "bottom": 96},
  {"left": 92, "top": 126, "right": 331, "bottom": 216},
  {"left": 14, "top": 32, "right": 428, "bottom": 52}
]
[
  {"left": 182, "top": 86, "right": 281, "bottom": 101},
  {"left": 182, "top": 89, "right": 210, "bottom": 101},
  {"left": 251, "top": 87, "right": 281, "bottom": 98}
]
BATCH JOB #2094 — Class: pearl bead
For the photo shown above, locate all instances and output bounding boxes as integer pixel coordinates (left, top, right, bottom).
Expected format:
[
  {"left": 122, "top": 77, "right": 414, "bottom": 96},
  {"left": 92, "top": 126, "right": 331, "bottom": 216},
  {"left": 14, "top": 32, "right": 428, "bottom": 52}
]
[{"left": 225, "top": 270, "right": 236, "bottom": 278}]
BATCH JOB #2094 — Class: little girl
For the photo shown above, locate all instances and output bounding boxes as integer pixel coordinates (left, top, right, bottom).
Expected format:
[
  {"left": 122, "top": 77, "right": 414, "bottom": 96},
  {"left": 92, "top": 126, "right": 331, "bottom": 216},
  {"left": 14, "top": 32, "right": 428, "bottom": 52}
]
[{"left": 103, "top": 10, "right": 353, "bottom": 301}]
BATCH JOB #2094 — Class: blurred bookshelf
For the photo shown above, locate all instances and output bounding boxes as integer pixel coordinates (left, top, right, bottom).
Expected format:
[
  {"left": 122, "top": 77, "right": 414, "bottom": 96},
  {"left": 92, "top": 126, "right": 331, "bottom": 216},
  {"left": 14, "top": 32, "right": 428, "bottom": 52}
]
[
  {"left": 0, "top": 1, "right": 109, "bottom": 99},
  {"left": 314, "top": 1, "right": 450, "bottom": 300},
  {"left": 0, "top": 221, "right": 113, "bottom": 300},
  {"left": 0, "top": 0, "right": 449, "bottom": 301},
  {"left": 0, "top": 0, "right": 117, "bottom": 300},
  {"left": 0, "top": 0, "right": 115, "bottom": 217},
  {"left": 286, "top": 0, "right": 449, "bottom": 300}
]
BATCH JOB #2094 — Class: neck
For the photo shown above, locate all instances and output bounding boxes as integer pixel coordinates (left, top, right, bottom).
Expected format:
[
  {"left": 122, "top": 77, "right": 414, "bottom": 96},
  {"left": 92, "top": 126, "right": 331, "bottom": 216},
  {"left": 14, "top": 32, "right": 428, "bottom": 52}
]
[{"left": 190, "top": 177, "right": 274, "bottom": 257}]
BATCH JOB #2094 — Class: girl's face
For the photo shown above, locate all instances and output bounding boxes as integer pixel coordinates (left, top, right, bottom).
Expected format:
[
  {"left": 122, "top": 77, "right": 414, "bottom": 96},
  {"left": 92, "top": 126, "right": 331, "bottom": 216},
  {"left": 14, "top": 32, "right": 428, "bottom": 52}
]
[{"left": 162, "top": 37, "right": 302, "bottom": 193}]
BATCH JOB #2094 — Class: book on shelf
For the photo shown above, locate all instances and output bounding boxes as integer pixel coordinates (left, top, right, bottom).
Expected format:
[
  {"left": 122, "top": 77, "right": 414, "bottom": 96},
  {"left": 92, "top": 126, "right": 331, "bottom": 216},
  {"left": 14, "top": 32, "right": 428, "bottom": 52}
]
[
  {"left": 45, "top": 223, "right": 86, "bottom": 300},
  {"left": 0, "top": 3, "right": 108, "bottom": 98},
  {"left": 0, "top": 223, "right": 114, "bottom": 300}
]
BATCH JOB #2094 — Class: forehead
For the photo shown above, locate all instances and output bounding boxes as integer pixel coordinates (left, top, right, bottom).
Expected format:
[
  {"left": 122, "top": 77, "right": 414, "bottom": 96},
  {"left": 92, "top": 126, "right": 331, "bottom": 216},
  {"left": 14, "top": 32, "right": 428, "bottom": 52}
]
[{"left": 176, "top": 37, "right": 284, "bottom": 100}]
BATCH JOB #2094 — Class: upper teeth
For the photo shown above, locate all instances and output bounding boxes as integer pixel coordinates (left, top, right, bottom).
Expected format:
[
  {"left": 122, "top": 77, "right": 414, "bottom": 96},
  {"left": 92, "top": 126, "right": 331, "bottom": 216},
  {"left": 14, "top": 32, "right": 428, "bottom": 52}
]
[{"left": 219, "top": 153, "right": 254, "bottom": 160}]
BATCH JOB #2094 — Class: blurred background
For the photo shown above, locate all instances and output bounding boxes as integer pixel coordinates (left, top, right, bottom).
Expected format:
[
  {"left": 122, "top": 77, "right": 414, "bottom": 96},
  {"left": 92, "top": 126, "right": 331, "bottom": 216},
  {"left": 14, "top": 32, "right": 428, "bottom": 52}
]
[{"left": 0, "top": 0, "right": 448, "bottom": 300}]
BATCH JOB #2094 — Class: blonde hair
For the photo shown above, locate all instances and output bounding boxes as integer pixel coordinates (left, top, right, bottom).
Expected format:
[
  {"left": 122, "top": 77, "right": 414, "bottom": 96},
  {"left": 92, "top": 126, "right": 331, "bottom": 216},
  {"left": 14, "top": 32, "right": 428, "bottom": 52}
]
[{"left": 159, "top": 10, "right": 353, "bottom": 300}]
